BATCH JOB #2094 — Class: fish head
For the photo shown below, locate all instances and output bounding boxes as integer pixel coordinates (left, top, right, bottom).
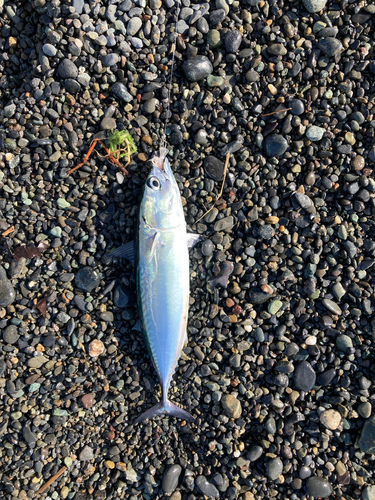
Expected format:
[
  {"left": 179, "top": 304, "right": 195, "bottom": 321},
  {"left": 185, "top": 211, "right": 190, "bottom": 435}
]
[{"left": 140, "top": 154, "right": 184, "bottom": 230}]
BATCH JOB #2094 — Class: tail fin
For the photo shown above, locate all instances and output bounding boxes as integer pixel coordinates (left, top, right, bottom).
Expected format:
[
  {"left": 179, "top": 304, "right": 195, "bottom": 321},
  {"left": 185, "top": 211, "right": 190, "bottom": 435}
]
[{"left": 134, "top": 399, "right": 196, "bottom": 424}]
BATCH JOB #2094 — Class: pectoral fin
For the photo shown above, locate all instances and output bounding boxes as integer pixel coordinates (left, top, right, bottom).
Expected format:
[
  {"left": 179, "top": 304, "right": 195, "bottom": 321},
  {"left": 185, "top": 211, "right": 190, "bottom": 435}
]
[
  {"left": 109, "top": 241, "right": 135, "bottom": 263},
  {"left": 187, "top": 233, "right": 201, "bottom": 249}
]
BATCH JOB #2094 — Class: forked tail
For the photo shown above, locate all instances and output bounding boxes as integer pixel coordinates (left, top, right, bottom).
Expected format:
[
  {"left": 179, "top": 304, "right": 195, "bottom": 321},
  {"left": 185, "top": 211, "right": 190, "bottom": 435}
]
[{"left": 134, "top": 398, "right": 196, "bottom": 424}]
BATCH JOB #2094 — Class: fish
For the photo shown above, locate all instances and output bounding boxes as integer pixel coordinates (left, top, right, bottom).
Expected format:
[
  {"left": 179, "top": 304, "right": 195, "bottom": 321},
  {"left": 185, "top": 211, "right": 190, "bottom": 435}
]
[{"left": 111, "top": 148, "right": 200, "bottom": 423}]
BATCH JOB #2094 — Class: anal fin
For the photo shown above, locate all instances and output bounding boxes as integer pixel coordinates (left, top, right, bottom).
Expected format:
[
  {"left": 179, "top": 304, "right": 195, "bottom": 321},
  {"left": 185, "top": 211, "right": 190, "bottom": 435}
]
[{"left": 108, "top": 241, "right": 135, "bottom": 263}]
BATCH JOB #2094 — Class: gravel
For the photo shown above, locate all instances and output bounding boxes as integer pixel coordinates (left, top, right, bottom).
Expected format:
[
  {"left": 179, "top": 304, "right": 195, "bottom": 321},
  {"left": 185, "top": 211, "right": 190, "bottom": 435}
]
[{"left": 0, "top": 0, "right": 375, "bottom": 498}]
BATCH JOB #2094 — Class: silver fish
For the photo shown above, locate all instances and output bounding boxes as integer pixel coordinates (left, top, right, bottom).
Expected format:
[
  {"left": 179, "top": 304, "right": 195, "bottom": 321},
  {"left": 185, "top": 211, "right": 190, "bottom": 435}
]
[{"left": 112, "top": 148, "right": 199, "bottom": 423}]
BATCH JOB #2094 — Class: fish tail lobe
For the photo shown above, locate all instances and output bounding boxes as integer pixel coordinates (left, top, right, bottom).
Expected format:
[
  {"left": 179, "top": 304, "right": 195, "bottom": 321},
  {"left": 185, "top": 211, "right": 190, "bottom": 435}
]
[{"left": 134, "top": 400, "right": 196, "bottom": 424}]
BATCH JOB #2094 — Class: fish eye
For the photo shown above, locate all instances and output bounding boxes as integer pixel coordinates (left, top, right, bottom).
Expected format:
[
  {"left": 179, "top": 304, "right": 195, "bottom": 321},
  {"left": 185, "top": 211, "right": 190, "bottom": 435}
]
[{"left": 147, "top": 176, "right": 161, "bottom": 190}]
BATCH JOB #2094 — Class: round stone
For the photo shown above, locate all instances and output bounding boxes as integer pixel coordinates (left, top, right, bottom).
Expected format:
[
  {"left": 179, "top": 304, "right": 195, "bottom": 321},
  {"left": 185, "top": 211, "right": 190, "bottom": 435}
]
[
  {"left": 101, "top": 53, "right": 119, "bottom": 67},
  {"left": 204, "top": 155, "right": 224, "bottom": 181},
  {"left": 162, "top": 464, "right": 182, "bottom": 494},
  {"left": 245, "top": 69, "right": 260, "bottom": 82},
  {"left": 264, "top": 134, "right": 288, "bottom": 157},
  {"left": 3, "top": 325, "right": 19, "bottom": 344},
  {"left": 195, "top": 476, "right": 219, "bottom": 498},
  {"left": 112, "top": 82, "right": 133, "bottom": 103},
  {"left": 317, "top": 37, "right": 343, "bottom": 57},
  {"left": 358, "top": 402, "right": 372, "bottom": 419},
  {"left": 43, "top": 43, "right": 57, "bottom": 56},
  {"left": 75, "top": 267, "right": 101, "bottom": 292},
  {"left": 65, "top": 79, "right": 81, "bottom": 93},
  {"left": 306, "top": 125, "right": 325, "bottom": 141},
  {"left": 0, "top": 266, "right": 15, "bottom": 307},
  {"left": 221, "top": 394, "right": 242, "bottom": 418},
  {"left": 207, "top": 29, "right": 221, "bottom": 48},
  {"left": 306, "top": 477, "right": 332, "bottom": 498},
  {"left": 359, "top": 414, "right": 375, "bottom": 453},
  {"left": 336, "top": 334, "right": 353, "bottom": 353},
  {"left": 320, "top": 409, "right": 342, "bottom": 430},
  {"left": 302, "top": 0, "right": 327, "bottom": 12},
  {"left": 352, "top": 155, "right": 365, "bottom": 170},
  {"left": 183, "top": 55, "right": 213, "bottom": 82},
  {"left": 289, "top": 99, "right": 304, "bottom": 115},
  {"left": 267, "top": 458, "right": 283, "bottom": 480},
  {"left": 58, "top": 59, "right": 78, "bottom": 79}
]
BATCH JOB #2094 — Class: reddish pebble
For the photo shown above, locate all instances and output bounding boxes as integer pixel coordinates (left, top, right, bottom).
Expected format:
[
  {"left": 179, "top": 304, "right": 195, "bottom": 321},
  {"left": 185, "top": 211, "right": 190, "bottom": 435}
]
[
  {"left": 81, "top": 393, "right": 94, "bottom": 409},
  {"left": 261, "top": 284, "right": 273, "bottom": 294},
  {"left": 226, "top": 298, "right": 235, "bottom": 307},
  {"left": 232, "top": 305, "right": 242, "bottom": 315},
  {"left": 104, "top": 425, "right": 116, "bottom": 440}
]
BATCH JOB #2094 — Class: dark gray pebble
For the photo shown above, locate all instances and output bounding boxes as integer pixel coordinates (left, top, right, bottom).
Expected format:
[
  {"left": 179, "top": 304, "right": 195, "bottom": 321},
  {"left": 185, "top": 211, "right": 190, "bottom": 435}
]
[
  {"left": 162, "top": 464, "right": 182, "bottom": 494},
  {"left": 264, "top": 134, "right": 288, "bottom": 157},
  {"left": 202, "top": 240, "right": 214, "bottom": 256},
  {"left": 3, "top": 325, "right": 19, "bottom": 344},
  {"left": 183, "top": 55, "right": 213, "bottom": 82},
  {"left": 75, "top": 267, "right": 101, "bottom": 292},
  {"left": 204, "top": 155, "right": 224, "bottom": 181},
  {"left": 305, "top": 476, "right": 332, "bottom": 498},
  {"left": 0, "top": 266, "right": 15, "bottom": 307},
  {"left": 58, "top": 59, "right": 78, "bottom": 79},
  {"left": 225, "top": 30, "right": 242, "bottom": 53},
  {"left": 195, "top": 476, "right": 220, "bottom": 498},
  {"left": 294, "top": 361, "right": 316, "bottom": 392}
]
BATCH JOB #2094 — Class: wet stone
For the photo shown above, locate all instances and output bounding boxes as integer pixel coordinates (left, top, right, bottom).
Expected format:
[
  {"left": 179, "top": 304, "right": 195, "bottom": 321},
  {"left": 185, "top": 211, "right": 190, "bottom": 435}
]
[
  {"left": 258, "top": 225, "right": 275, "bottom": 240},
  {"left": 195, "top": 476, "right": 220, "bottom": 498},
  {"left": 336, "top": 335, "right": 353, "bottom": 353},
  {"left": 214, "top": 216, "right": 234, "bottom": 232},
  {"left": 306, "top": 126, "right": 325, "bottom": 141},
  {"left": 0, "top": 266, "right": 15, "bottom": 306},
  {"left": 162, "top": 464, "right": 182, "bottom": 494},
  {"left": 294, "top": 361, "right": 316, "bottom": 392},
  {"left": 264, "top": 134, "right": 288, "bottom": 157},
  {"left": 358, "top": 402, "right": 372, "bottom": 419},
  {"left": 358, "top": 415, "right": 375, "bottom": 453},
  {"left": 58, "top": 59, "right": 78, "bottom": 79},
  {"left": 183, "top": 55, "right": 213, "bottom": 82},
  {"left": 75, "top": 267, "right": 101, "bottom": 292},
  {"left": 317, "top": 37, "right": 343, "bottom": 57},
  {"left": 306, "top": 477, "right": 332, "bottom": 498},
  {"left": 248, "top": 445, "right": 263, "bottom": 461},
  {"left": 65, "top": 79, "right": 81, "bottom": 93},
  {"left": 202, "top": 240, "right": 214, "bottom": 256},
  {"left": 221, "top": 394, "right": 242, "bottom": 418},
  {"left": 317, "top": 369, "right": 336, "bottom": 386},
  {"left": 225, "top": 30, "right": 242, "bottom": 53},
  {"left": 113, "top": 284, "right": 132, "bottom": 308},
  {"left": 204, "top": 155, "right": 225, "bottom": 181},
  {"left": 3, "top": 325, "right": 19, "bottom": 344},
  {"left": 111, "top": 82, "right": 133, "bottom": 103},
  {"left": 320, "top": 409, "right": 341, "bottom": 430},
  {"left": 23, "top": 425, "right": 37, "bottom": 448},
  {"left": 267, "top": 458, "right": 283, "bottom": 480},
  {"left": 302, "top": 0, "right": 327, "bottom": 12},
  {"left": 207, "top": 29, "right": 221, "bottom": 48},
  {"left": 290, "top": 99, "right": 304, "bottom": 115}
]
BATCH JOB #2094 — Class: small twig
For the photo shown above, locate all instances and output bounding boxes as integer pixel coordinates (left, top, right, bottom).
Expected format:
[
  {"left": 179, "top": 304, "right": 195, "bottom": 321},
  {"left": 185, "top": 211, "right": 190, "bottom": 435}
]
[
  {"left": 196, "top": 153, "right": 230, "bottom": 224},
  {"left": 1, "top": 226, "right": 15, "bottom": 237},
  {"left": 36, "top": 466, "right": 67, "bottom": 494},
  {"left": 262, "top": 107, "right": 292, "bottom": 117}
]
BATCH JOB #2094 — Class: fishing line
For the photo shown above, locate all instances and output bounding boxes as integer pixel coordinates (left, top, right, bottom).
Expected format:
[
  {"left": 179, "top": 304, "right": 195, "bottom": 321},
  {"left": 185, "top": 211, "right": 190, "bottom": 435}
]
[{"left": 161, "top": 0, "right": 181, "bottom": 151}]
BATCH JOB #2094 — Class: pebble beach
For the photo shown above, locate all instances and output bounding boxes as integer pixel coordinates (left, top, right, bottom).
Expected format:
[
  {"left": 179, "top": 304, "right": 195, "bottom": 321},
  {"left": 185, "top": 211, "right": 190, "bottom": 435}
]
[{"left": 1, "top": 0, "right": 375, "bottom": 499}]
